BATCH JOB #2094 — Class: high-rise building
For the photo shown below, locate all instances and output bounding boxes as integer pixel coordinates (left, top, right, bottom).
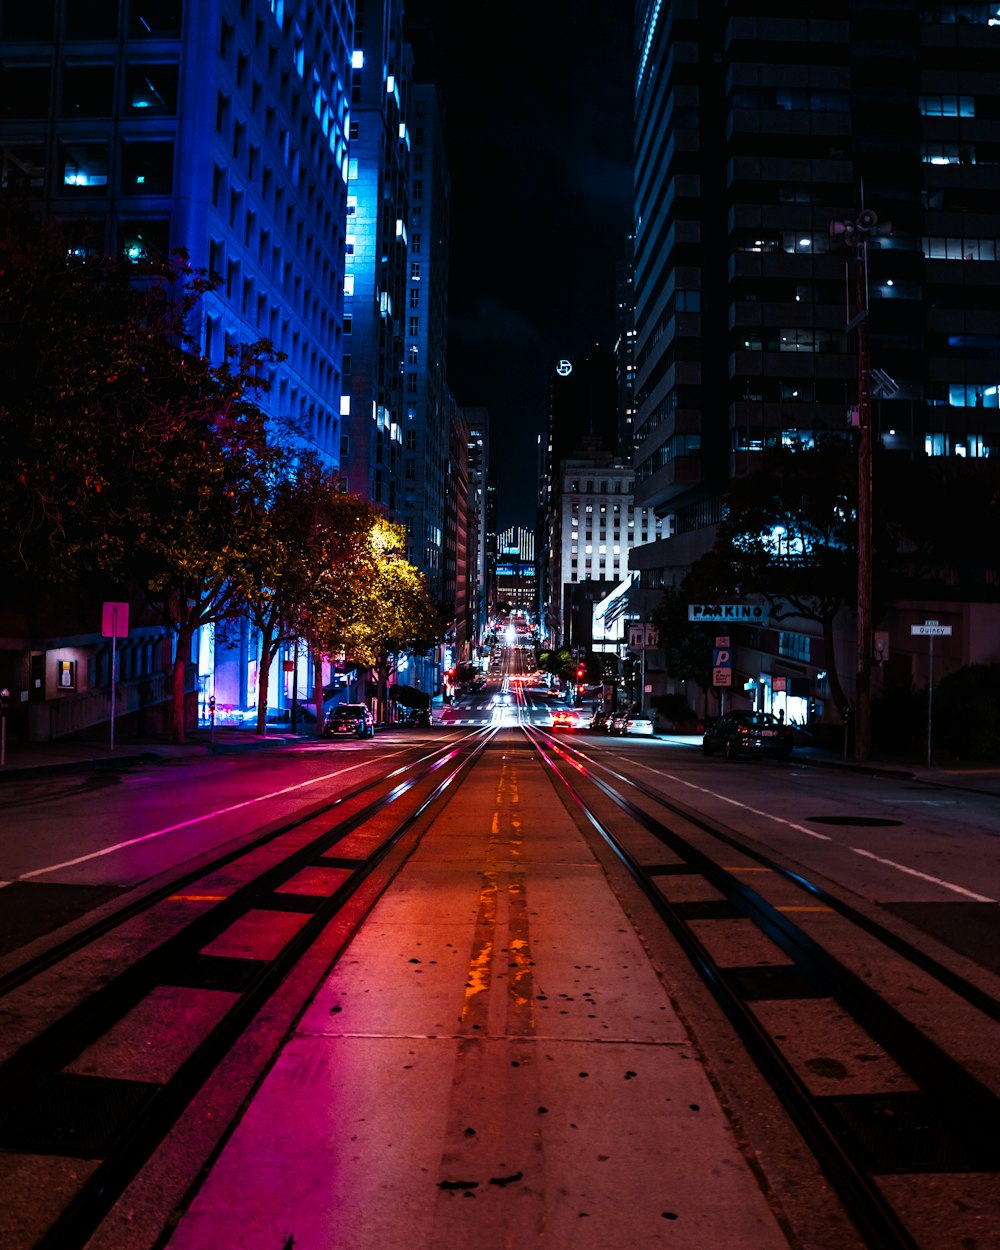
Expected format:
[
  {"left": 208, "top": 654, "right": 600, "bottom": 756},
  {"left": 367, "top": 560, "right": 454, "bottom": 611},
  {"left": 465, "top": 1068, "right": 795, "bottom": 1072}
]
[
  {"left": 464, "top": 406, "right": 490, "bottom": 641},
  {"left": 341, "top": 0, "right": 411, "bottom": 512},
  {"left": 400, "top": 82, "right": 450, "bottom": 592},
  {"left": 615, "top": 233, "right": 637, "bottom": 460},
  {"left": 538, "top": 346, "right": 619, "bottom": 643},
  {"left": 629, "top": 2, "right": 1000, "bottom": 718},
  {"left": 0, "top": 0, "right": 352, "bottom": 465},
  {"left": 554, "top": 452, "right": 665, "bottom": 650},
  {"left": 0, "top": 0, "right": 354, "bottom": 727}
]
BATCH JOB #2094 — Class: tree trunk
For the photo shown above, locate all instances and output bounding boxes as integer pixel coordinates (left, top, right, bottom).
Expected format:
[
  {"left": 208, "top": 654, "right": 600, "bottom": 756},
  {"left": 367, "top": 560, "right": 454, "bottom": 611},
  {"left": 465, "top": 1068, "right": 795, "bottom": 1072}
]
[
  {"left": 256, "top": 621, "right": 276, "bottom": 735},
  {"left": 171, "top": 623, "right": 193, "bottom": 745},
  {"left": 312, "top": 652, "right": 324, "bottom": 735}
]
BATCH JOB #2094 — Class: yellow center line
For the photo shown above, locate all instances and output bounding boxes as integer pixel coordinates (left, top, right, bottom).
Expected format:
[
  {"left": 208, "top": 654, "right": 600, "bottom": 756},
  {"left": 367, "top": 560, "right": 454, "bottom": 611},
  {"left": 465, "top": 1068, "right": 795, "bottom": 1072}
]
[{"left": 168, "top": 893, "right": 229, "bottom": 902}]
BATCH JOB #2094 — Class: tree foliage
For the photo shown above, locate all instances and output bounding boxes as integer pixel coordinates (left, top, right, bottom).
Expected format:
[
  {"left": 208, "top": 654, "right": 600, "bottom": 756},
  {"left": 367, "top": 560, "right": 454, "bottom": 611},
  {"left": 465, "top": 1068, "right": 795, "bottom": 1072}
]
[
  {"left": 0, "top": 213, "right": 290, "bottom": 740},
  {"left": 675, "top": 441, "right": 862, "bottom": 712}
]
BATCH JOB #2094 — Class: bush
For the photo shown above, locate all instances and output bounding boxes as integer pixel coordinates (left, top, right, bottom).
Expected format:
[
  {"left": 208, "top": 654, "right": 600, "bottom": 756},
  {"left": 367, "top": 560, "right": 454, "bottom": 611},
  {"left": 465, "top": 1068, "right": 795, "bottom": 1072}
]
[{"left": 933, "top": 663, "right": 1000, "bottom": 761}]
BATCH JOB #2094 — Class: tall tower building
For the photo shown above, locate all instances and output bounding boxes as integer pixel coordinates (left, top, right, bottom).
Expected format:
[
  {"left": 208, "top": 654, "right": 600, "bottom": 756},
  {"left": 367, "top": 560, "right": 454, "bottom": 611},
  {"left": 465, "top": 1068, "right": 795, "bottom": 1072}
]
[
  {"left": 401, "top": 81, "right": 450, "bottom": 595},
  {"left": 464, "top": 406, "right": 490, "bottom": 641},
  {"left": 615, "top": 233, "right": 637, "bottom": 460},
  {"left": 0, "top": 0, "right": 352, "bottom": 464},
  {"left": 341, "top": 0, "right": 411, "bottom": 512},
  {"left": 630, "top": 2, "right": 1000, "bottom": 593}
]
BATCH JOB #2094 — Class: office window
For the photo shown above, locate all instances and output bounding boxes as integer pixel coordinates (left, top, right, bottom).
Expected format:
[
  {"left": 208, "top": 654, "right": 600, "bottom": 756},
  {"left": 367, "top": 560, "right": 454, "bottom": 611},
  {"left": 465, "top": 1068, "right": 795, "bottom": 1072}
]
[
  {"left": 0, "top": 66, "right": 52, "bottom": 118},
  {"left": 128, "top": 1, "right": 182, "bottom": 38},
  {"left": 119, "top": 217, "right": 169, "bottom": 261},
  {"left": 126, "top": 61, "right": 178, "bottom": 114},
  {"left": 65, "top": 0, "right": 118, "bottom": 39},
  {"left": 60, "top": 140, "right": 109, "bottom": 189},
  {"left": 61, "top": 63, "right": 115, "bottom": 116},
  {"left": 2, "top": 4, "right": 55, "bottom": 38},
  {"left": 2, "top": 144, "right": 46, "bottom": 190},
  {"left": 121, "top": 138, "right": 174, "bottom": 194}
]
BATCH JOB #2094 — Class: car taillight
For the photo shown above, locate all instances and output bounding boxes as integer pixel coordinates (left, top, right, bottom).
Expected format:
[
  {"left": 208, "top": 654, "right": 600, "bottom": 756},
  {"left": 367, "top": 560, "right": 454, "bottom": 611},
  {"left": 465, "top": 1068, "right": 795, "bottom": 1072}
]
[{"left": 739, "top": 726, "right": 749, "bottom": 734}]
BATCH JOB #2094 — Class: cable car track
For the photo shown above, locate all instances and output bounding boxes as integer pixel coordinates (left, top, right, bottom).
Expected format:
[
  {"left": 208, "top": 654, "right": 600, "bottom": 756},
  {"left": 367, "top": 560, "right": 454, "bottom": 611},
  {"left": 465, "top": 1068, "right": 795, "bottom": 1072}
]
[
  {"left": 524, "top": 724, "right": 1000, "bottom": 1250},
  {"left": 0, "top": 726, "right": 497, "bottom": 1250}
]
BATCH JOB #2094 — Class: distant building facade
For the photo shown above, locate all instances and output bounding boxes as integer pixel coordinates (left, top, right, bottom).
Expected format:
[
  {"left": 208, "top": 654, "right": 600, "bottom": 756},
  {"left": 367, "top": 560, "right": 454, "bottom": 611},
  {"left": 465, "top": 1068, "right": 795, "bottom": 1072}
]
[
  {"left": 0, "top": 0, "right": 353, "bottom": 736},
  {"left": 629, "top": 2, "right": 1000, "bottom": 722}
]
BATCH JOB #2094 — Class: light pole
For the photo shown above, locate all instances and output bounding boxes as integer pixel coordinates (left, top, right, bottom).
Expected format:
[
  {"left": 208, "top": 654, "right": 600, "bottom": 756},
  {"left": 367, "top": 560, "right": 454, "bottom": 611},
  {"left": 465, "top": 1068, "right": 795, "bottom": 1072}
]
[{"left": 830, "top": 204, "right": 890, "bottom": 763}]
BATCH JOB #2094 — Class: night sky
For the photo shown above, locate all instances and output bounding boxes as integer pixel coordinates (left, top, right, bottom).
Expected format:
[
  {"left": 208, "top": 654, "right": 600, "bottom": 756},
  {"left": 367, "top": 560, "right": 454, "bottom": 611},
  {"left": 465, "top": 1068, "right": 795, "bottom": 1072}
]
[{"left": 404, "top": 3, "right": 635, "bottom": 531}]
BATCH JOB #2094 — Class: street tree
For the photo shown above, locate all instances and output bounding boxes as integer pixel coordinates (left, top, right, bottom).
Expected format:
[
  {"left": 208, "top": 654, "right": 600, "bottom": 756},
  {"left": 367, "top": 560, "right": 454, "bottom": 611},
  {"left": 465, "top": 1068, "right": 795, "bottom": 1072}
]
[
  {"left": 243, "top": 456, "right": 365, "bottom": 735},
  {"left": 301, "top": 496, "right": 392, "bottom": 727},
  {"left": 680, "top": 441, "right": 862, "bottom": 715},
  {"left": 650, "top": 586, "right": 717, "bottom": 704},
  {"left": 351, "top": 518, "right": 442, "bottom": 717},
  {"left": 0, "top": 213, "right": 289, "bottom": 740}
]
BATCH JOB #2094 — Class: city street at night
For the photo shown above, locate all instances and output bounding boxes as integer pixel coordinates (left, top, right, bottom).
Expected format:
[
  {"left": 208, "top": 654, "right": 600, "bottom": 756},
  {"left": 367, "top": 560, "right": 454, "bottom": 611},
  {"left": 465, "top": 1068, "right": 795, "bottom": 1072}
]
[{"left": 2, "top": 653, "right": 999, "bottom": 1250}]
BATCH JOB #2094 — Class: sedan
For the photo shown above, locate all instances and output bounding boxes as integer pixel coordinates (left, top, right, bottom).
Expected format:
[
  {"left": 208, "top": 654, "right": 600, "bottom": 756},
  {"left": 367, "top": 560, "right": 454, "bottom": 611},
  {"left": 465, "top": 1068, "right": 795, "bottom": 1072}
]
[
  {"left": 622, "top": 711, "right": 655, "bottom": 736},
  {"left": 323, "top": 703, "right": 376, "bottom": 739},
  {"left": 551, "top": 708, "right": 583, "bottom": 730},
  {"left": 702, "top": 711, "right": 792, "bottom": 760}
]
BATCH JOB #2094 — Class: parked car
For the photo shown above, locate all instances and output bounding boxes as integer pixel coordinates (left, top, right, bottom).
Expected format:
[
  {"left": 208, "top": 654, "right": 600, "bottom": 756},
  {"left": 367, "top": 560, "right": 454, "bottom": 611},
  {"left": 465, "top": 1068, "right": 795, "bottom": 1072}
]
[
  {"left": 702, "top": 711, "right": 792, "bottom": 760},
  {"left": 322, "top": 703, "right": 375, "bottom": 739},
  {"left": 607, "top": 709, "right": 631, "bottom": 735},
  {"left": 622, "top": 710, "right": 655, "bottom": 736},
  {"left": 398, "top": 706, "right": 431, "bottom": 727}
]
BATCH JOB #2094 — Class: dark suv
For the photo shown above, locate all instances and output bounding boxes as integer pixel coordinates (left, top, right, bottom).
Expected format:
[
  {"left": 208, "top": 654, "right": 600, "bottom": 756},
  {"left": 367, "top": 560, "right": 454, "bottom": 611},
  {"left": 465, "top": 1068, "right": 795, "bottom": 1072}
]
[
  {"left": 322, "top": 703, "right": 375, "bottom": 739},
  {"left": 702, "top": 711, "right": 792, "bottom": 760}
]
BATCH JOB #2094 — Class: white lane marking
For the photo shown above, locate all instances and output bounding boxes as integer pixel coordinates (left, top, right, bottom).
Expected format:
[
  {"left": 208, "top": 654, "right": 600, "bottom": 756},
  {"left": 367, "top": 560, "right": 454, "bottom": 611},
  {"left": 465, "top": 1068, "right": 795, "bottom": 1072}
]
[
  {"left": 2, "top": 755, "right": 397, "bottom": 886},
  {"left": 626, "top": 760, "right": 832, "bottom": 840},
  {"left": 627, "top": 759, "right": 995, "bottom": 899},
  {"left": 849, "top": 848, "right": 995, "bottom": 901}
]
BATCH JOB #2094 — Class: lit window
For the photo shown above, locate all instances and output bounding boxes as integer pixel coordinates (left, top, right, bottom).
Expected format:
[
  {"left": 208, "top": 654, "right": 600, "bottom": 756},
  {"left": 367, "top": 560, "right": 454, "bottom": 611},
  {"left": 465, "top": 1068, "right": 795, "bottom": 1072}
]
[{"left": 352, "top": 50, "right": 364, "bottom": 69}]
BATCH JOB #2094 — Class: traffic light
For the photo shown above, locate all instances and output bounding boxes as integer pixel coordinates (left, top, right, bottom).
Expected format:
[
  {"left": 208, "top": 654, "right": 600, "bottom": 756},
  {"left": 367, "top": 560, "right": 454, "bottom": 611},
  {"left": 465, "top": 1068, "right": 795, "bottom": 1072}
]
[{"left": 576, "top": 665, "right": 586, "bottom": 681}]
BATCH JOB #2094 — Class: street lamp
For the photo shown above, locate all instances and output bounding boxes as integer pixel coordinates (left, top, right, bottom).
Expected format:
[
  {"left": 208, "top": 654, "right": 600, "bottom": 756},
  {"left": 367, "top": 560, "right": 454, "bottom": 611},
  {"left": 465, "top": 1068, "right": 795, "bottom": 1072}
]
[{"left": 830, "top": 203, "right": 891, "bottom": 763}]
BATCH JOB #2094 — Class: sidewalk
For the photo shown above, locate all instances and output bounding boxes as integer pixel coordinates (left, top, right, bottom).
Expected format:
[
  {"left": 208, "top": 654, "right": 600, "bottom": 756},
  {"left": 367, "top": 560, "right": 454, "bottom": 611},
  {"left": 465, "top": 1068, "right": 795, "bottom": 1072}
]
[{"left": 0, "top": 724, "right": 309, "bottom": 779}]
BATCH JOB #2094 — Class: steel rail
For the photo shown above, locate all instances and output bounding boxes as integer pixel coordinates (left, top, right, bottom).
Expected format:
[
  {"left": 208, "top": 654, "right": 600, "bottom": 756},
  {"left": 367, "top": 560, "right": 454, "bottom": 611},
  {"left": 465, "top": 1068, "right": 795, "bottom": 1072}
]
[
  {"left": 6, "top": 727, "right": 499, "bottom": 1250},
  {"left": 0, "top": 726, "right": 488, "bottom": 999},
  {"left": 533, "top": 726, "right": 1000, "bottom": 1025},
  {"left": 524, "top": 724, "right": 1000, "bottom": 1250}
]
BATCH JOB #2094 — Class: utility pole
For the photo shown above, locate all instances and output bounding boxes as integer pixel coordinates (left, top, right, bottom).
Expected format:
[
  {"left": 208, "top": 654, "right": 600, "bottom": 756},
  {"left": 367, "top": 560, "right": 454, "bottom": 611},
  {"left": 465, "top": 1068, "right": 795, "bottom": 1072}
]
[{"left": 830, "top": 203, "right": 890, "bottom": 763}]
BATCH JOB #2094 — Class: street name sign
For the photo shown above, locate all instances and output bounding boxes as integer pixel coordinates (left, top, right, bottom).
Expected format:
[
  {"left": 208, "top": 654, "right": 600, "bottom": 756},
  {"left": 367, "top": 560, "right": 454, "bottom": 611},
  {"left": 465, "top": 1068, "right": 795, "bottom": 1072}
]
[{"left": 911, "top": 620, "right": 952, "bottom": 637}]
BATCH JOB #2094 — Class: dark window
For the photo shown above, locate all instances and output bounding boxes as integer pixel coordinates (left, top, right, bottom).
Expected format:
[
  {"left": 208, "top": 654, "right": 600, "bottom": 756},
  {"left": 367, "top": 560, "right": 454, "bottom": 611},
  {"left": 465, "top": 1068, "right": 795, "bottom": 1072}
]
[
  {"left": 127, "top": 0, "right": 182, "bottom": 37},
  {"left": 61, "top": 63, "right": 115, "bottom": 117},
  {"left": 60, "top": 141, "right": 109, "bottom": 191},
  {"left": 0, "top": 65, "right": 52, "bottom": 118},
  {"left": 65, "top": 0, "right": 119, "bottom": 39},
  {"left": 118, "top": 217, "right": 170, "bottom": 261},
  {"left": 62, "top": 217, "right": 107, "bottom": 259},
  {"left": 120, "top": 138, "right": 173, "bottom": 194},
  {"left": 1, "top": 143, "right": 46, "bottom": 190},
  {"left": 1, "top": 3, "right": 55, "bottom": 39},
  {"left": 125, "top": 61, "right": 178, "bottom": 113}
]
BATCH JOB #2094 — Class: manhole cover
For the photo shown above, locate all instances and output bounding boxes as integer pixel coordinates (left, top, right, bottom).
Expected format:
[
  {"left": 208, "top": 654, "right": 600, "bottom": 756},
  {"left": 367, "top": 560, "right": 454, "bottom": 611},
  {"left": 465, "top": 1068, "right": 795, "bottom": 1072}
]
[{"left": 806, "top": 815, "right": 903, "bottom": 827}]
